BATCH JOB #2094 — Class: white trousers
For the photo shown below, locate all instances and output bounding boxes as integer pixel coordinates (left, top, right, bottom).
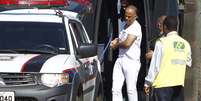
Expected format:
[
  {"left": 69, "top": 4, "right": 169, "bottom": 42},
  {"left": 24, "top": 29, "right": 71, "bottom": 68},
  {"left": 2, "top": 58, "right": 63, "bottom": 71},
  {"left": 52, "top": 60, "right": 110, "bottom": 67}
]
[{"left": 112, "top": 56, "right": 141, "bottom": 101}]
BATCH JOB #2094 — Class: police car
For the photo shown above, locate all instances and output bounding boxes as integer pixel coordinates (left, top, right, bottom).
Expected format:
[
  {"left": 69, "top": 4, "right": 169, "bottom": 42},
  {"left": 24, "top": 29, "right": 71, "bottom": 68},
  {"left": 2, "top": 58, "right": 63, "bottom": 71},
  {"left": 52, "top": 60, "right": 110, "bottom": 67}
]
[{"left": 0, "top": 0, "right": 103, "bottom": 101}]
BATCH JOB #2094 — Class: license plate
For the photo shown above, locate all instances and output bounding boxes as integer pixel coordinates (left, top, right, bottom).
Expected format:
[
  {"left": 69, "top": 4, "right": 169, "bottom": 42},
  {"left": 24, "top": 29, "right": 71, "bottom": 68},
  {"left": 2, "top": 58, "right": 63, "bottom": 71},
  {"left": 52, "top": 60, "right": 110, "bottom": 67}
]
[{"left": 0, "top": 92, "right": 14, "bottom": 101}]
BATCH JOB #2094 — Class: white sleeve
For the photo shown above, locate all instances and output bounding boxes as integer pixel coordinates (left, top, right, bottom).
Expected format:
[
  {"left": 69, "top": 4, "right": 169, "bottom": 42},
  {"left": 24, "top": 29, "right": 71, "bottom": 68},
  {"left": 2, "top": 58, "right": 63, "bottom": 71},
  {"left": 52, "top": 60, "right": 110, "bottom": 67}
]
[
  {"left": 186, "top": 47, "right": 192, "bottom": 67},
  {"left": 125, "top": 21, "right": 141, "bottom": 37},
  {"left": 145, "top": 41, "right": 163, "bottom": 86}
]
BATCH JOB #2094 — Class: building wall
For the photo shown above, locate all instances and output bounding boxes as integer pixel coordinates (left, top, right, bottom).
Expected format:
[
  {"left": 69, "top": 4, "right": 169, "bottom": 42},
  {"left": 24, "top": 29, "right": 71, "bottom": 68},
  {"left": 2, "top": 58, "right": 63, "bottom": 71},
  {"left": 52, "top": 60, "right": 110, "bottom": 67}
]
[{"left": 183, "top": 0, "right": 201, "bottom": 100}]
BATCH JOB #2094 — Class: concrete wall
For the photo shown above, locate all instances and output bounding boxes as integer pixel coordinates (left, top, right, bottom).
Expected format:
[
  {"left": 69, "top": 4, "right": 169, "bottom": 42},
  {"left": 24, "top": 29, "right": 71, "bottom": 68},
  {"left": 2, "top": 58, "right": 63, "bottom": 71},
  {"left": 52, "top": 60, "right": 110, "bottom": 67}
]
[{"left": 183, "top": 0, "right": 201, "bottom": 100}]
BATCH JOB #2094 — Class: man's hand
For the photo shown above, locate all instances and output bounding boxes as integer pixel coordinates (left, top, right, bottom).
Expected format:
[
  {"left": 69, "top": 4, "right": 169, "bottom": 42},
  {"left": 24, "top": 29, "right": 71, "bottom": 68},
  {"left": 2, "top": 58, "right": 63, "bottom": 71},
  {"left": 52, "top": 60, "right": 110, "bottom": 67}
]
[
  {"left": 145, "top": 49, "right": 153, "bottom": 60},
  {"left": 144, "top": 85, "right": 150, "bottom": 95},
  {"left": 110, "top": 38, "right": 119, "bottom": 49}
]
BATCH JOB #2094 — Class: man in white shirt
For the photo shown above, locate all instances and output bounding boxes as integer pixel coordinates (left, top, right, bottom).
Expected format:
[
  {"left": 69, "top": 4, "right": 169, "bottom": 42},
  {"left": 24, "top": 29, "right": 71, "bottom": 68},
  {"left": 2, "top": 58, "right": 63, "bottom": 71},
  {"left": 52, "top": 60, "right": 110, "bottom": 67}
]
[{"left": 110, "top": 5, "right": 142, "bottom": 101}]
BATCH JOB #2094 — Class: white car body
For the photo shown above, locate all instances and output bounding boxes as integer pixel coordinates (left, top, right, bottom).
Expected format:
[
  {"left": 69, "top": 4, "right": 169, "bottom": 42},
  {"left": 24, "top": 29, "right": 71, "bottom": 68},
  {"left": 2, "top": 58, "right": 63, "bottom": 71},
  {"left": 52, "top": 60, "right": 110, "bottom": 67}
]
[{"left": 0, "top": 9, "right": 103, "bottom": 101}]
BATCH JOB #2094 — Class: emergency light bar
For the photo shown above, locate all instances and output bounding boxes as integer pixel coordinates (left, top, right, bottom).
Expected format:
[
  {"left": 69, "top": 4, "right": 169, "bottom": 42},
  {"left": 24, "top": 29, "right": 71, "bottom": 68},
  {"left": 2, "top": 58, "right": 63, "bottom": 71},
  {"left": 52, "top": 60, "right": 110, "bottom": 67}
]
[{"left": 0, "top": 0, "right": 66, "bottom": 6}]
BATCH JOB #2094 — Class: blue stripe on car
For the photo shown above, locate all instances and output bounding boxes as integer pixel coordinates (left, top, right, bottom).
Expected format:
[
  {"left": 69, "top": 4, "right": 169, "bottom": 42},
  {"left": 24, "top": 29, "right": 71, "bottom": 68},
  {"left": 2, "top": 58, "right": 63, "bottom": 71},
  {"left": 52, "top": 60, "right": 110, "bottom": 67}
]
[{"left": 21, "top": 54, "right": 55, "bottom": 72}]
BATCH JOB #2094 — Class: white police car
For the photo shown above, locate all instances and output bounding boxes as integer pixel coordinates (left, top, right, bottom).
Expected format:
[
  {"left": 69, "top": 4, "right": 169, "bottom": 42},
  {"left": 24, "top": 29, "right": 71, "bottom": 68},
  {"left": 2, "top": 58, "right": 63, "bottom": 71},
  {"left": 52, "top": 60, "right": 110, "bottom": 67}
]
[{"left": 0, "top": 1, "right": 103, "bottom": 101}]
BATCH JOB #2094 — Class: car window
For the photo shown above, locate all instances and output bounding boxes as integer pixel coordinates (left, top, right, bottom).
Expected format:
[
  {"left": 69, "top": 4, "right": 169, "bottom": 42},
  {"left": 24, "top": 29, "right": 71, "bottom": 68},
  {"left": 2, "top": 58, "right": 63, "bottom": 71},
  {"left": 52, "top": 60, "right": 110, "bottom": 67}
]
[
  {"left": 0, "top": 21, "right": 69, "bottom": 53},
  {"left": 69, "top": 20, "right": 89, "bottom": 47}
]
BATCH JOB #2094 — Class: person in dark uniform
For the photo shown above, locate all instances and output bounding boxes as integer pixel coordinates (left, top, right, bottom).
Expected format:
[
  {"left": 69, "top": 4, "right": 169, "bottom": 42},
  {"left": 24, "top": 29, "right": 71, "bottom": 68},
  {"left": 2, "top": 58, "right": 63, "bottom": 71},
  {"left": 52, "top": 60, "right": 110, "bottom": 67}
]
[
  {"left": 145, "top": 15, "right": 167, "bottom": 60},
  {"left": 177, "top": 0, "right": 185, "bottom": 35}
]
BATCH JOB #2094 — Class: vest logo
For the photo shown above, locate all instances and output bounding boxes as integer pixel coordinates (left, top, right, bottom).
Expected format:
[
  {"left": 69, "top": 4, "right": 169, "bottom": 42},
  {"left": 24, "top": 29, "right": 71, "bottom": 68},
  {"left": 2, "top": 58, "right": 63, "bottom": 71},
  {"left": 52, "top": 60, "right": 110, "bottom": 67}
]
[{"left": 173, "top": 41, "right": 185, "bottom": 52}]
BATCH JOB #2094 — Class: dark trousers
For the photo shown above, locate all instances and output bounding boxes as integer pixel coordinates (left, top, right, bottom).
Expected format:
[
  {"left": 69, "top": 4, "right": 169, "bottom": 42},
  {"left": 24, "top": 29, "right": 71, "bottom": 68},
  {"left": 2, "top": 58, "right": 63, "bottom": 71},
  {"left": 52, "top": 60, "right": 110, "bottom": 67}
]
[{"left": 153, "top": 86, "right": 184, "bottom": 101}]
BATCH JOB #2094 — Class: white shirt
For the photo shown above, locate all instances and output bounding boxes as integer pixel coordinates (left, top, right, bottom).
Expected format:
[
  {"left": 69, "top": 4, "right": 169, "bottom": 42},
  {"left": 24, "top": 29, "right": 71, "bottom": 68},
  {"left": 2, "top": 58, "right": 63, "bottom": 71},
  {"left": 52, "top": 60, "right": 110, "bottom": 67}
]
[
  {"left": 145, "top": 31, "right": 192, "bottom": 86},
  {"left": 177, "top": 0, "right": 185, "bottom": 10},
  {"left": 118, "top": 20, "right": 142, "bottom": 60}
]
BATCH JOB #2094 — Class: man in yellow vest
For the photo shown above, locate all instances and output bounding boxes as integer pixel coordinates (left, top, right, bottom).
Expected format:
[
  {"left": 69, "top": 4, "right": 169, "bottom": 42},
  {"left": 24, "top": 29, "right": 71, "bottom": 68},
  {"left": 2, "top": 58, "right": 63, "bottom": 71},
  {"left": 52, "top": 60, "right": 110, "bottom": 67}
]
[{"left": 144, "top": 16, "right": 192, "bottom": 101}]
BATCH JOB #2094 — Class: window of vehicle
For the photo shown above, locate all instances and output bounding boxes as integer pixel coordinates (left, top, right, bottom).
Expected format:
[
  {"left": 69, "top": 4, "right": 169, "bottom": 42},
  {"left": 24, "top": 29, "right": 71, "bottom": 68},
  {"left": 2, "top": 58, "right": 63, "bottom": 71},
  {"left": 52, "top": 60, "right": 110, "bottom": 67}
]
[
  {"left": 0, "top": 21, "right": 69, "bottom": 53},
  {"left": 69, "top": 20, "right": 89, "bottom": 48}
]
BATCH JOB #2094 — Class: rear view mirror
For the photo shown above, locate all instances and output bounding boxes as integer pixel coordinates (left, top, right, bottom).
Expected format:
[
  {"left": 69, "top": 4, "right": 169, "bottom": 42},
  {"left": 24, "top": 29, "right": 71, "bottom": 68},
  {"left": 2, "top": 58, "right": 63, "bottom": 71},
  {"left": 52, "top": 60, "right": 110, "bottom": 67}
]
[{"left": 77, "top": 43, "right": 97, "bottom": 58}]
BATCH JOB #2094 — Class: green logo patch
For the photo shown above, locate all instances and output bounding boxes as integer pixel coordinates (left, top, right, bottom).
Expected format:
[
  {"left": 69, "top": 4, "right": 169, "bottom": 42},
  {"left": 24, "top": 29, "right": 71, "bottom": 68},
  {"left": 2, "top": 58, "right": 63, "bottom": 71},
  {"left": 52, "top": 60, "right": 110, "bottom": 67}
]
[{"left": 173, "top": 41, "right": 185, "bottom": 50}]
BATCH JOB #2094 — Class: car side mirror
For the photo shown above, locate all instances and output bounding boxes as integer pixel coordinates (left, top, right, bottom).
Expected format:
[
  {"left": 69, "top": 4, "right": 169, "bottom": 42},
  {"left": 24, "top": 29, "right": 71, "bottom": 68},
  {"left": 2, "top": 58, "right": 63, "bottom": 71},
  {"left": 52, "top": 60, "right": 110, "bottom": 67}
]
[{"left": 77, "top": 43, "right": 97, "bottom": 58}]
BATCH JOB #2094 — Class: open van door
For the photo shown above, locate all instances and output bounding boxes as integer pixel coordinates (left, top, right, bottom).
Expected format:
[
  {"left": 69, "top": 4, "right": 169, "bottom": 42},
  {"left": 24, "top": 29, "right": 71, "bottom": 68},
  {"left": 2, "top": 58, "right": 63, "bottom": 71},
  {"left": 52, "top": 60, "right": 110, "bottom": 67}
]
[{"left": 99, "top": 0, "right": 182, "bottom": 100}]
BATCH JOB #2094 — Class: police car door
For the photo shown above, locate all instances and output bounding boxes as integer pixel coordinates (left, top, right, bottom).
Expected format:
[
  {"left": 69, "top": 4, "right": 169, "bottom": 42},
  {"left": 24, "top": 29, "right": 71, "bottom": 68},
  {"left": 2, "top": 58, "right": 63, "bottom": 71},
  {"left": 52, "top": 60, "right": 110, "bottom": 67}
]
[{"left": 68, "top": 20, "right": 96, "bottom": 100}]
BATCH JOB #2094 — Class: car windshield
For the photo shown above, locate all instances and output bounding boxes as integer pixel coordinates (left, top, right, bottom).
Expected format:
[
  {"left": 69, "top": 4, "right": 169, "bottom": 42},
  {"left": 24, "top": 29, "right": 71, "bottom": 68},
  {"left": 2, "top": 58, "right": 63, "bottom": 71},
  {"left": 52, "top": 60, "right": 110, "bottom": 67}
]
[{"left": 0, "top": 21, "right": 69, "bottom": 54}]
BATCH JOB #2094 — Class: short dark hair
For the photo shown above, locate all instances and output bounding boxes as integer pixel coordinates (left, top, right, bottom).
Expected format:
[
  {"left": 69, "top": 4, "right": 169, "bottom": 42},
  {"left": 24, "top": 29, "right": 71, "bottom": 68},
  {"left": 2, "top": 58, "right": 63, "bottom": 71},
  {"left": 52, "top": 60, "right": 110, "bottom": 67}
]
[{"left": 163, "top": 16, "right": 178, "bottom": 31}]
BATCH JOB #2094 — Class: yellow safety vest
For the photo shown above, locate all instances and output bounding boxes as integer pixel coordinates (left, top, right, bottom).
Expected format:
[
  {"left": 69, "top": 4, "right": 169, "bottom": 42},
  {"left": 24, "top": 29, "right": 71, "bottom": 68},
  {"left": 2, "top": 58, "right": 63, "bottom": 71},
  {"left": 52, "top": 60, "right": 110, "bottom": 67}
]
[{"left": 153, "top": 33, "right": 191, "bottom": 88}]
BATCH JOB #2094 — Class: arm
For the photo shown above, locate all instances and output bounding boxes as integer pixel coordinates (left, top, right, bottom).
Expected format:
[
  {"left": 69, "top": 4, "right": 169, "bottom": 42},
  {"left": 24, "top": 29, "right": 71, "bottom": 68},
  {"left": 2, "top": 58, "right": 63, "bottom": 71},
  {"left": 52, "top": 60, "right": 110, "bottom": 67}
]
[
  {"left": 110, "top": 34, "right": 137, "bottom": 49},
  {"left": 118, "top": 34, "right": 137, "bottom": 48},
  {"left": 144, "top": 41, "right": 163, "bottom": 94},
  {"left": 145, "top": 49, "right": 154, "bottom": 60},
  {"left": 186, "top": 47, "right": 192, "bottom": 67}
]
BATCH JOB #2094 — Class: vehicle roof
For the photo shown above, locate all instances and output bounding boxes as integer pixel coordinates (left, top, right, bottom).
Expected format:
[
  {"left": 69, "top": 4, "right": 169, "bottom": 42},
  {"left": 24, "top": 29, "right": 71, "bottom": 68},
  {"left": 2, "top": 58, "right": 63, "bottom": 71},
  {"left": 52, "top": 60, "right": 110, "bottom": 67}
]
[{"left": 0, "top": 9, "right": 79, "bottom": 22}]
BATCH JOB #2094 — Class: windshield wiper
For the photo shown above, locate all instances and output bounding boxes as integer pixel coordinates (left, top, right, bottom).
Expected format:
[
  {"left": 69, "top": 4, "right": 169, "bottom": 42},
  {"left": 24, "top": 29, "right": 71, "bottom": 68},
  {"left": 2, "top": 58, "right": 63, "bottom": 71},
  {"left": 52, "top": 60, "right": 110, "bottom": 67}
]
[
  {"left": 10, "top": 49, "right": 58, "bottom": 54},
  {"left": 0, "top": 49, "right": 18, "bottom": 53}
]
